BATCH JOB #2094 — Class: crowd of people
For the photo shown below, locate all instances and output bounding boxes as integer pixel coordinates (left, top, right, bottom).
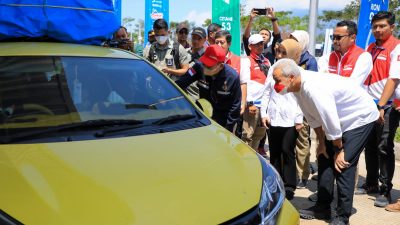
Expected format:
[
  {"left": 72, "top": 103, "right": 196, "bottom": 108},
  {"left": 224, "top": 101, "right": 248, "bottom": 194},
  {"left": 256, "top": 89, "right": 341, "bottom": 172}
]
[{"left": 137, "top": 8, "right": 400, "bottom": 225}]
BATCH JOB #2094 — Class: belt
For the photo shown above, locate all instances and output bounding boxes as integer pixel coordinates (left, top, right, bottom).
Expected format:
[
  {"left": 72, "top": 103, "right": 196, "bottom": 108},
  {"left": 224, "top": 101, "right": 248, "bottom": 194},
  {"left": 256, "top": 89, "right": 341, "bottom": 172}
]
[{"left": 247, "top": 100, "right": 261, "bottom": 106}]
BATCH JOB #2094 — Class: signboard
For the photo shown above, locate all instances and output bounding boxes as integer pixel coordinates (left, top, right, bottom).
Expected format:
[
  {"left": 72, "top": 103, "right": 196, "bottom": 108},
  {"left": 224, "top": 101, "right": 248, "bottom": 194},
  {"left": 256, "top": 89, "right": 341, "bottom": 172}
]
[
  {"left": 145, "top": 0, "right": 169, "bottom": 45},
  {"left": 356, "top": 0, "right": 389, "bottom": 49},
  {"left": 212, "top": 0, "right": 240, "bottom": 55}
]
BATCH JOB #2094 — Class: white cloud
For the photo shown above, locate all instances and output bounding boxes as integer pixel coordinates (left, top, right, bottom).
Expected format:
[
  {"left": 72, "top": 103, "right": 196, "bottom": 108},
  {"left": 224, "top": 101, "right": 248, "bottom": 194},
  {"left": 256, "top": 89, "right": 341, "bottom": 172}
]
[
  {"left": 243, "top": 0, "right": 353, "bottom": 14},
  {"left": 184, "top": 10, "right": 211, "bottom": 27}
]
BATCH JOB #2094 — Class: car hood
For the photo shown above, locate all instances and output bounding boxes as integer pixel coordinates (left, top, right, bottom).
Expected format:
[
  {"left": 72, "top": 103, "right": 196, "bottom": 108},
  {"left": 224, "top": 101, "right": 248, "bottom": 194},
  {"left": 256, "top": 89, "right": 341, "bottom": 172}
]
[{"left": 0, "top": 125, "right": 262, "bottom": 225}]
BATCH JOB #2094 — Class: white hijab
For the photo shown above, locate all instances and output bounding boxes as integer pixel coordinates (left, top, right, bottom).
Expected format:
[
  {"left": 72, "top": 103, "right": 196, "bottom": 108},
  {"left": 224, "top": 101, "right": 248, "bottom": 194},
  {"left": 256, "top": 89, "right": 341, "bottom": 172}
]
[{"left": 290, "top": 30, "right": 309, "bottom": 52}]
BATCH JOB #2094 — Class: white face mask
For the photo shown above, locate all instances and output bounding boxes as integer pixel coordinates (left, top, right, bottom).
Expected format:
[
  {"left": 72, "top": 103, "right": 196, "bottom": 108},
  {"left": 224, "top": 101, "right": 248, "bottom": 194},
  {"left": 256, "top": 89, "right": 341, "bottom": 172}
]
[{"left": 155, "top": 35, "right": 169, "bottom": 45}]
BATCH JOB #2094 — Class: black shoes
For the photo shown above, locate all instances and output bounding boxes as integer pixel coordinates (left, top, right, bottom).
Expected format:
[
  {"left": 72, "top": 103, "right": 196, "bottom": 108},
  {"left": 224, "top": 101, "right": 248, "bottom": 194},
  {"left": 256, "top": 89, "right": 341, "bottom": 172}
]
[
  {"left": 286, "top": 190, "right": 295, "bottom": 200},
  {"left": 297, "top": 179, "right": 308, "bottom": 189},
  {"left": 308, "top": 191, "right": 318, "bottom": 202},
  {"left": 354, "top": 183, "right": 379, "bottom": 195},
  {"left": 374, "top": 193, "right": 391, "bottom": 207},
  {"left": 329, "top": 216, "right": 349, "bottom": 225},
  {"left": 299, "top": 205, "right": 331, "bottom": 220}
]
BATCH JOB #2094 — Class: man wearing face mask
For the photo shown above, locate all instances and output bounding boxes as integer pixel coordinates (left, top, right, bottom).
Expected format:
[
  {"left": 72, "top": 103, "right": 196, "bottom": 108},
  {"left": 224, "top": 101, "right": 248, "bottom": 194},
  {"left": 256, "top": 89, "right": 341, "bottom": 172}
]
[
  {"left": 270, "top": 59, "right": 378, "bottom": 225},
  {"left": 143, "top": 19, "right": 191, "bottom": 81},
  {"left": 240, "top": 34, "right": 271, "bottom": 152},
  {"left": 176, "top": 45, "right": 241, "bottom": 132}
]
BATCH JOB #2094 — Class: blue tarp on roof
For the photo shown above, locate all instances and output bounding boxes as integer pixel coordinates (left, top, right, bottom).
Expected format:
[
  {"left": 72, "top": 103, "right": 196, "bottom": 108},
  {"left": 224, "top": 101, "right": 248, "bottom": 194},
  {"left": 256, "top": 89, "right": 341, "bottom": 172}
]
[{"left": 0, "top": 0, "right": 120, "bottom": 45}]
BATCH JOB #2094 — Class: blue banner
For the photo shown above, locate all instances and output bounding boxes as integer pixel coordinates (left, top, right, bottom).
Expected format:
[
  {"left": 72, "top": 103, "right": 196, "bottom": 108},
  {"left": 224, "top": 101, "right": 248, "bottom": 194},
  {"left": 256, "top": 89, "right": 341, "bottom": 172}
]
[
  {"left": 144, "top": 0, "right": 169, "bottom": 46},
  {"left": 114, "top": 0, "right": 122, "bottom": 24},
  {"left": 356, "top": 0, "right": 389, "bottom": 49}
]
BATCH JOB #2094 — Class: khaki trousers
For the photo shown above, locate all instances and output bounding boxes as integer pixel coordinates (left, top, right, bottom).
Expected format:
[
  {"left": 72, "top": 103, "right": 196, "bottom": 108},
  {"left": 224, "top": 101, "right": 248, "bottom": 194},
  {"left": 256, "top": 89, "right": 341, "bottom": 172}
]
[
  {"left": 295, "top": 118, "right": 311, "bottom": 180},
  {"left": 241, "top": 107, "right": 267, "bottom": 150}
]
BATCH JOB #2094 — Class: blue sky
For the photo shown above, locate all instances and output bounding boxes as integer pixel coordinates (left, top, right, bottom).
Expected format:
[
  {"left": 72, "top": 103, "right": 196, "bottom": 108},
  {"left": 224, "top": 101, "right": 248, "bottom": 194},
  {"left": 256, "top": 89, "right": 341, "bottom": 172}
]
[{"left": 122, "top": 0, "right": 353, "bottom": 26}]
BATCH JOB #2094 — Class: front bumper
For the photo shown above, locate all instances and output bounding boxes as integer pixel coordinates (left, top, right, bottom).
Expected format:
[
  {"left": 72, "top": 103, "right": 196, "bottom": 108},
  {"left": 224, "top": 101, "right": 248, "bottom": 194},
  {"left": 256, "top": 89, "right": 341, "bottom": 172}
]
[{"left": 276, "top": 200, "right": 300, "bottom": 225}]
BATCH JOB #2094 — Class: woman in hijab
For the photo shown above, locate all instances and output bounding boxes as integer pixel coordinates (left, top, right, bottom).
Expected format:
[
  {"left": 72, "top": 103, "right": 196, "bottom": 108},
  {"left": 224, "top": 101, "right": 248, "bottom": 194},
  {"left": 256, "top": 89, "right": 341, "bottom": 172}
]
[
  {"left": 290, "top": 30, "right": 318, "bottom": 72},
  {"left": 289, "top": 30, "right": 318, "bottom": 190},
  {"left": 261, "top": 39, "right": 304, "bottom": 200}
]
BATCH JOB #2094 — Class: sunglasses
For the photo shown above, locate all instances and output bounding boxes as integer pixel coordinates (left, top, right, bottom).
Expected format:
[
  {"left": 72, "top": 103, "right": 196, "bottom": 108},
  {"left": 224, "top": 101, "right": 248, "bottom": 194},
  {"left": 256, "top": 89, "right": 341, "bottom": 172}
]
[
  {"left": 178, "top": 30, "right": 188, "bottom": 35},
  {"left": 330, "top": 34, "right": 351, "bottom": 41}
]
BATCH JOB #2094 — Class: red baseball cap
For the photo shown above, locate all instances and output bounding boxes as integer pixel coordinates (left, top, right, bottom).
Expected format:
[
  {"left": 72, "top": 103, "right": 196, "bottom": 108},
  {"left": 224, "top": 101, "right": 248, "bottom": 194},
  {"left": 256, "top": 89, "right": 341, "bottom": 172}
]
[{"left": 199, "top": 44, "right": 226, "bottom": 67}]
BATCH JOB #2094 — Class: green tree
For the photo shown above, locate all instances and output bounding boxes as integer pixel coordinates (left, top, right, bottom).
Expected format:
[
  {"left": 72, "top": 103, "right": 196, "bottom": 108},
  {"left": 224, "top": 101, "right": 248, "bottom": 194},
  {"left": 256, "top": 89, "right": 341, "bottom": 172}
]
[
  {"left": 203, "top": 18, "right": 211, "bottom": 28},
  {"left": 240, "top": 11, "right": 308, "bottom": 34},
  {"left": 319, "top": 0, "right": 400, "bottom": 36}
]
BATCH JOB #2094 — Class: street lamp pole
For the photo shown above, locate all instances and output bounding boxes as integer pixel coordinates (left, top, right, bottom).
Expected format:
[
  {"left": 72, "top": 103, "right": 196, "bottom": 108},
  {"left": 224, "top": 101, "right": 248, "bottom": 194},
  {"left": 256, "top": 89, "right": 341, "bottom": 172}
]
[{"left": 308, "top": 0, "right": 318, "bottom": 56}]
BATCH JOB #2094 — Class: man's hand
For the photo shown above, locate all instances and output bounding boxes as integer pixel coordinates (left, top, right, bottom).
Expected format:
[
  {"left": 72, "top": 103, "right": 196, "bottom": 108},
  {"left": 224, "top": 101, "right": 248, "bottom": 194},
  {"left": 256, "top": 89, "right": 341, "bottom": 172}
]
[
  {"left": 295, "top": 123, "right": 303, "bottom": 132},
  {"left": 120, "top": 39, "right": 133, "bottom": 51},
  {"left": 250, "top": 9, "right": 258, "bottom": 20},
  {"left": 334, "top": 150, "right": 350, "bottom": 173},
  {"left": 240, "top": 104, "right": 245, "bottom": 115},
  {"left": 162, "top": 67, "right": 173, "bottom": 74},
  {"left": 316, "top": 142, "right": 329, "bottom": 159},
  {"left": 262, "top": 116, "right": 270, "bottom": 128},
  {"left": 378, "top": 108, "right": 385, "bottom": 124},
  {"left": 266, "top": 7, "right": 276, "bottom": 20}
]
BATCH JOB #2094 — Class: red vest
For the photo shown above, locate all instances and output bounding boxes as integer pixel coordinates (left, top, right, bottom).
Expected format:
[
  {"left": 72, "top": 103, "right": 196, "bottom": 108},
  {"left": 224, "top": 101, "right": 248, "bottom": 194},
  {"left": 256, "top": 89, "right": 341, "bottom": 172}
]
[
  {"left": 328, "top": 45, "right": 364, "bottom": 77},
  {"left": 226, "top": 52, "right": 241, "bottom": 75},
  {"left": 248, "top": 53, "right": 271, "bottom": 85},
  {"left": 364, "top": 35, "right": 400, "bottom": 86}
]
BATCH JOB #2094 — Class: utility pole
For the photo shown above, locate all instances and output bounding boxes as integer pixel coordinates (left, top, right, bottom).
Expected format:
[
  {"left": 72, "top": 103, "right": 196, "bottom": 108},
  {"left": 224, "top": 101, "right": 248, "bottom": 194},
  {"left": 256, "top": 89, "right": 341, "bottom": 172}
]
[{"left": 308, "top": 0, "right": 318, "bottom": 56}]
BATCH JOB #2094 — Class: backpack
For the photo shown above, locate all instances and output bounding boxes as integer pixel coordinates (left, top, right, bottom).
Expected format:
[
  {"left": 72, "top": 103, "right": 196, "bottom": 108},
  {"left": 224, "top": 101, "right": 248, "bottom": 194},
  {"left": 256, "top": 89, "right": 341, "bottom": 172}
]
[{"left": 148, "top": 42, "right": 181, "bottom": 69}]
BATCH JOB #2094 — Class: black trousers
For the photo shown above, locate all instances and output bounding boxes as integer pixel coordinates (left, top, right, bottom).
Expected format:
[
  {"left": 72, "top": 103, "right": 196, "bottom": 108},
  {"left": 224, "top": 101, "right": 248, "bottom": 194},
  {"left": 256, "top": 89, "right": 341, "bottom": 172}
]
[
  {"left": 364, "top": 107, "right": 399, "bottom": 194},
  {"left": 317, "top": 122, "right": 375, "bottom": 222},
  {"left": 268, "top": 126, "right": 298, "bottom": 191}
]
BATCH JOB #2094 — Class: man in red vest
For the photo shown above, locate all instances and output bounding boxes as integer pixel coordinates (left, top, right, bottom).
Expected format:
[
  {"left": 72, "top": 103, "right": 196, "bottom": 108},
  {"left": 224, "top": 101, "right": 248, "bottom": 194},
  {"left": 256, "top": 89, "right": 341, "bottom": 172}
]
[
  {"left": 240, "top": 34, "right": 271, "bottom": 152},
  {"left": 365, "top": 11, "right": 400, "bottom": 209},
  {"left": 328, "top": 20, "right": 373, "bottom": 86}
]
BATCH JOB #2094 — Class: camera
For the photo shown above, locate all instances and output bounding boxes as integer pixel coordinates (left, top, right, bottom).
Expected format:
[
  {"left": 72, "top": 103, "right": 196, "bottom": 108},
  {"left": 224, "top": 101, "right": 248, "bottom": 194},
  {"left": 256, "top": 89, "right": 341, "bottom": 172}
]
[{"left": 108, "top": 39, "right": 129, "bottom": 48}]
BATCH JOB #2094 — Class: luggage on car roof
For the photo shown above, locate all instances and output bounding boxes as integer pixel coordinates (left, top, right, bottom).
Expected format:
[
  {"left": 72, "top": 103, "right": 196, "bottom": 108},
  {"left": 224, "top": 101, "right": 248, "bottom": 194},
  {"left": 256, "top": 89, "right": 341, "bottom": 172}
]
[{"left": 0, "top": 0, "right": 120, "bottom": 45}]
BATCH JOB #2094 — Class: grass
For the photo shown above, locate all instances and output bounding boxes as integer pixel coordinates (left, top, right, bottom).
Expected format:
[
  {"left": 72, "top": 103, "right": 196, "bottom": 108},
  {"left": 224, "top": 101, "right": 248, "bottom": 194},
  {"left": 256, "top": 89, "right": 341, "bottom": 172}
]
[{"left": 396, "top": 128, "right": 400, "bottom": 143}]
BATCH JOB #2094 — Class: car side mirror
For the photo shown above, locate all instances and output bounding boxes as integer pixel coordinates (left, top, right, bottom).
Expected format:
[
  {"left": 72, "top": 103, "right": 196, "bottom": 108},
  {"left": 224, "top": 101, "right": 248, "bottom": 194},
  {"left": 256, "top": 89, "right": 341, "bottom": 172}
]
[{"left": 195, "top": 98, "right": 213, "bottom": 118}]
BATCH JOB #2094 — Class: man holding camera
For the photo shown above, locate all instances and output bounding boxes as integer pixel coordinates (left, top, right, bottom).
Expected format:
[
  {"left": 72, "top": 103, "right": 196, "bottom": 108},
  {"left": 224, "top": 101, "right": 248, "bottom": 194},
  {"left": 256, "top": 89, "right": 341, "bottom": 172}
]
[
  {"left": 112, "top": 26, "right": 134, "bottom": 52},
  {"left": 242, "top": 7, "right": 280, "bottom": 64}
]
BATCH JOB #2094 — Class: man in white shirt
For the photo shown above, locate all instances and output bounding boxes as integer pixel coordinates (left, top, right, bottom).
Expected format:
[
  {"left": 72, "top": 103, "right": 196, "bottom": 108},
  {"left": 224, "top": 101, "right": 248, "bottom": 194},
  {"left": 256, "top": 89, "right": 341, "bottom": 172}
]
[
  {"left": 272, "top": 59, "right": 379, "bottom": 225},
  {"left": 240, "top": 34, "right": 271, "bottom": 150}
]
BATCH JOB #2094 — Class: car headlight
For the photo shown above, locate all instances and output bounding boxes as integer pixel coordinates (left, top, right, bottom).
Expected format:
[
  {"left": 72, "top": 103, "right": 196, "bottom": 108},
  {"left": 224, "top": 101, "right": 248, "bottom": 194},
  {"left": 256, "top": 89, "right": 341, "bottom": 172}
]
[
  {"left": 221, "top": 155, "right": 285, "bottom": 225},
  {"left": 258, "top": 155, "right": 285, "bottom": 225}
]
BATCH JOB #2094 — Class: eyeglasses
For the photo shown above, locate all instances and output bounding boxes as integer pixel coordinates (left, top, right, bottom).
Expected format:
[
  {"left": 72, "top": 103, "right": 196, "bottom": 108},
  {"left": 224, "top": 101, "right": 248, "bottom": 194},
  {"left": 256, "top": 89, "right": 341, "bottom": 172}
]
[
  {"left": 330, "top": 34, "right": 351, "bottom": 41},
  {"left": 178, "top": 30, "right": 188, "bottom": 35}
]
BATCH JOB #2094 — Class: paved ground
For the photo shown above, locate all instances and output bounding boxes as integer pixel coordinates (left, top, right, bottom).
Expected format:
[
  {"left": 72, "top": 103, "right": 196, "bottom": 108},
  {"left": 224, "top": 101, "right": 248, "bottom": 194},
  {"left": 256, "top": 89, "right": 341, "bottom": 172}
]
[{"left": 265, "top": 135, "right": 400, "bottom": 225}]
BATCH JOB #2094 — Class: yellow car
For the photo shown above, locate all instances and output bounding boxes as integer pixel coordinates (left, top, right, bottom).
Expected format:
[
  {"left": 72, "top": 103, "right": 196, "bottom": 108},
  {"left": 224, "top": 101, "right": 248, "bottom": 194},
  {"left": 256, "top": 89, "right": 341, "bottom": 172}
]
[{"left": 0, "top": 42, "right": 299, "bottom": 225}]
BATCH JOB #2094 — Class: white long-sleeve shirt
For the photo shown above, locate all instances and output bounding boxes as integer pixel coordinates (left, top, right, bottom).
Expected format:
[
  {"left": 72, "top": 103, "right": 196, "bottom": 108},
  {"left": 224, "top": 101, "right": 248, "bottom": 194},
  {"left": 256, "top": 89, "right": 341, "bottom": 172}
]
[
  {"left": 261, "top": 67, "right": 303, "bottom": 127},
  {"left": 294, "top": 70, "right": 379, "bottom": 140}
]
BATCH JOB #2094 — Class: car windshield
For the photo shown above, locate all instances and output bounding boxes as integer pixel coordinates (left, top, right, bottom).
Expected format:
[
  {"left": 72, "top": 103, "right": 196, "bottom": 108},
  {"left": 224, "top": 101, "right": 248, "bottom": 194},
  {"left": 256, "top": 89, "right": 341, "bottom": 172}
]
[{"left": 0, "top": 56, "right": 204, "bottom": 142}]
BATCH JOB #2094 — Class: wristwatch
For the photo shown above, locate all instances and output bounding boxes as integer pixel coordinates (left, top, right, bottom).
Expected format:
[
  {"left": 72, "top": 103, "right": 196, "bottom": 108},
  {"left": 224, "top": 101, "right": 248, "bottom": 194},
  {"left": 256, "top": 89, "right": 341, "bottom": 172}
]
[
  {"left": 270, "top": 17, "right": 278, "bottom": 22},
  {"left": 377, "top": 104, "right": 385, "bottom": 110}
]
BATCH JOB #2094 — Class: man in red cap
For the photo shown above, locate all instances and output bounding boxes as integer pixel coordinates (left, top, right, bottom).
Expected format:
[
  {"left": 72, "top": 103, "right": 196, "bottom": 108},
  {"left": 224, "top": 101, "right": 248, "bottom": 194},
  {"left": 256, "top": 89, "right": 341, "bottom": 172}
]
[{"left": 176, "top": 44, "right": 242, "bottom": 132}]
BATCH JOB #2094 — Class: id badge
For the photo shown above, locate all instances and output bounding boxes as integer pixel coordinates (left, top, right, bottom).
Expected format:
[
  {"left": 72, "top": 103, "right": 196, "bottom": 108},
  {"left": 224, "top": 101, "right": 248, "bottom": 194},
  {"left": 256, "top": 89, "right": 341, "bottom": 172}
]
[{"left": 165, "top": 58, "right": 174, "bottom": 67}]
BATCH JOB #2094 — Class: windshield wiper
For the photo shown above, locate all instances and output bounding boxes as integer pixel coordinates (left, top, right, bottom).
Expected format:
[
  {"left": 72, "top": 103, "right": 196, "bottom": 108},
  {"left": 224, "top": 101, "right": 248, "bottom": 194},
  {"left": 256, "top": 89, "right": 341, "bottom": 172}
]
[
  {"left": 1, "top": 119, "right": 143, "bottom": 143},
  {"left": 152, "top": 114, "right": 196, "bottom": 125}
]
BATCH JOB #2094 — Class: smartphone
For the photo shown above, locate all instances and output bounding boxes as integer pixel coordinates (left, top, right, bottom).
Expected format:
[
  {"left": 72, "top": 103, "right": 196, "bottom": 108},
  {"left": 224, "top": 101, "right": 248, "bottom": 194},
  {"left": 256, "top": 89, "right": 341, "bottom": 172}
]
[{"left": 253, "top": 8, "right": 267, "bottom": 15}]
